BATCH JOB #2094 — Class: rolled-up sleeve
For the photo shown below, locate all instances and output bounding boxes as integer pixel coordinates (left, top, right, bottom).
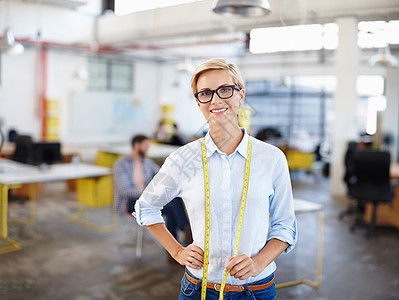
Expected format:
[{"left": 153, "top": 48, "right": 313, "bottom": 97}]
[
  {"left": 134, "top": 199, "right": 164, "bottom": 225},
  {"left": 134, "top": 151, "right": 182, "bottom": 226},
  {"left": 267, "top": 150, "right": 298, "bottom": 253}
]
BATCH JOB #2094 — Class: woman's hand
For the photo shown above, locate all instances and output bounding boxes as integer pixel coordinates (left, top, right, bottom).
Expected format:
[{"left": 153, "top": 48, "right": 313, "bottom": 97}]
[
  {"left": 224, "top": 255, "right": 261, "bottom": 280},
  {"left": 174, "top": 244, "right": 204, "bottom": 269}
]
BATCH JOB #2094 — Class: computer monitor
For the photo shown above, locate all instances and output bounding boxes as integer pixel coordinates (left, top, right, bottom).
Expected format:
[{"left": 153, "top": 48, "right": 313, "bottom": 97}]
[
  {"left": 32, "top": 142, "right": 62, "bottom": 165},
  {"left": 12, "top": 135, "right": 33, "bottom": 163}
]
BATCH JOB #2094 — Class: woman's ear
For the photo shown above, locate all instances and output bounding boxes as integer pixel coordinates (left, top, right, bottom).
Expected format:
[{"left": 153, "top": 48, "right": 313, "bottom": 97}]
[{"left": 239, "top": 89, "right": 245, "bottom": 106}]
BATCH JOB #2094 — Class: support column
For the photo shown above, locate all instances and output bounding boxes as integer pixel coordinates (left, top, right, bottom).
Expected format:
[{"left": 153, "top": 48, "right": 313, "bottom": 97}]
[
  {"left": 330, "top": 17, "right": 359, "bottom": 197},
  {"left": 382, "top": 68, "right": 399, "bottom": 162}
]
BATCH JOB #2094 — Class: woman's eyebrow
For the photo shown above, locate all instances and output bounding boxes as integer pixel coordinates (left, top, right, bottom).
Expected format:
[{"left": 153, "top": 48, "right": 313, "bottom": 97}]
[{"left": 198, "top": 84, "right": 231, "bottom": 91}]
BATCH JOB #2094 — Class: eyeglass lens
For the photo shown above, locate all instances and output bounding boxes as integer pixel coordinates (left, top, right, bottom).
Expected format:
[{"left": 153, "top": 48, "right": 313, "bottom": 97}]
[{"left": 197, "top": 86, "right": 235, "bottom": 103}]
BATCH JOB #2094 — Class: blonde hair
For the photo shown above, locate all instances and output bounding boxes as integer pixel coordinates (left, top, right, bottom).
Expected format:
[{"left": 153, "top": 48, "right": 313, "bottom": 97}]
[{"left": 190, "top": 58, "right": 245, "bottom": 95}]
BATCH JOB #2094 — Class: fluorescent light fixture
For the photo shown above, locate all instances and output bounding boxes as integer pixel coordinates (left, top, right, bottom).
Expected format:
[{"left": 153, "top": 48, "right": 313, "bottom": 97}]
[
  {"left": 115, "top": 0, "right": 202, "bottom": 15},
  {"left": 249, "top": 23, "right": 338, "bottom": 54}
]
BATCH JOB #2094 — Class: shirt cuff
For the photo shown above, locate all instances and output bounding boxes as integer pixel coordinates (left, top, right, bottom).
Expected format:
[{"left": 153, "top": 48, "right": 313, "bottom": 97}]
[
  {"left": 134, "top": 199, "right": 165, "bottom": 226},
  {"left": 267, "top": 218, "right": 298, "bottom": 253}
]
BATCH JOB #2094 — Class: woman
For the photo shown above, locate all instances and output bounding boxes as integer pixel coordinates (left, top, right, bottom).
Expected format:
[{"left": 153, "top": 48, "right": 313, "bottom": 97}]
[{"left": 135, "top": 58, "right": 297, "bottom": 300}]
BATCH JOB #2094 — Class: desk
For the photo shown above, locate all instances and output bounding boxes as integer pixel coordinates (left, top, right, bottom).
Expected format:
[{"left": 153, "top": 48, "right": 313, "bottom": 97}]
[
  {"left": 98, "top": 143, "right": 180, "bottom": 168},
  {"left": 100, "top": 142, "right": 180, "bottom": 159},
  {"left": 364, "top": 162, "right": 399, "bottom": 229},
  {"left": 0, "top": 159, "right": 112, "bottom": 255},
  {"left": 276, "top": 199, "right": 324, "bottom": 289}
]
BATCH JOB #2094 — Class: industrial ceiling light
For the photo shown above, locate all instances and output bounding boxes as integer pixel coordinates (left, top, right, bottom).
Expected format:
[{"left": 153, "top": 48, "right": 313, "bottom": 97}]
[
  {"left": 0, "top": 0, "right": 24, "bottom": 56},
  {"left": 368, "top": 45, "right": 398, "bottom": 68},
  {"left": 212, "top": 0, "right": 271, "bottom": 17},
  {"left": 0, "top": 28, "right": 25, "bottom": 56}
]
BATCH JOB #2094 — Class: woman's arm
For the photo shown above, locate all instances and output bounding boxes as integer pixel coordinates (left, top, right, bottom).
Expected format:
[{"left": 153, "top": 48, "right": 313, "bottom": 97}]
[
  {"left": 224, "top": 238, "right": 288, "bottom": 280},
  {"left": 145, "top": 223, "right": 204, "bottom": 269}
]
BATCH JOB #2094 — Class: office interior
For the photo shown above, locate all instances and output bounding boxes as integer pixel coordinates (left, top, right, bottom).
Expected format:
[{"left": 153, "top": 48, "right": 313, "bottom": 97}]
[{"left": 0, "top": 0, "right": 399, "bottom": 299}]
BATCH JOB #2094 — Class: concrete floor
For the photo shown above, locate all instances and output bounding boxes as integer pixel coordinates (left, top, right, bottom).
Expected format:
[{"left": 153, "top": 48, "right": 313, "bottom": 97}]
[{"left": 1, "top": 174, "right": 399, "bottom": 300}]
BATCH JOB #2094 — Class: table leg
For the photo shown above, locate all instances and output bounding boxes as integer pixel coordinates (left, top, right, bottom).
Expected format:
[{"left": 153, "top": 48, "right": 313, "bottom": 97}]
[
  {"left": 276, "top": 210, "right": 324, "bottom": 289},
  {"left": 69, "top": 176, "right": 117, "bottom": 233},
  {"left": 0, "top": 184, "right": 22, "bottom": 255},
  {"left": 69, "top": 203, "right": 118, "bottom": 233},
  {"left": 8, "top": 183, "right": 36, "bottom": 226}
]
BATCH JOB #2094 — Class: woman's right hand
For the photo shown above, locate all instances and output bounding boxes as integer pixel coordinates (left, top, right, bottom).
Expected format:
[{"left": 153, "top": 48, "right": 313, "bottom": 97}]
[{"left": 175, "top": 244, "right": 204, "bottom": 269}]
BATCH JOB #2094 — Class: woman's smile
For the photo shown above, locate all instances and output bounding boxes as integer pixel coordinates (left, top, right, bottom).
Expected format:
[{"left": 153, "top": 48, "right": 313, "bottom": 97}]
[{"left": 210, "top": 107, "right": 228, "bottom": 115}]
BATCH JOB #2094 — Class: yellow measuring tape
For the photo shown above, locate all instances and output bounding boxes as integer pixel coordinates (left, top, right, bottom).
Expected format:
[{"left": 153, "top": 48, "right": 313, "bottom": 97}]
[{"left": 201, "top": 137, "right": 252, "bottom": 300}]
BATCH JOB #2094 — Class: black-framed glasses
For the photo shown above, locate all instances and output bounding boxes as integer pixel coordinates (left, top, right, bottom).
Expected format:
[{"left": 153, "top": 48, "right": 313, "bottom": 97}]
[{"left": 194, "top": 85, "right": 241, "bottom": 104}]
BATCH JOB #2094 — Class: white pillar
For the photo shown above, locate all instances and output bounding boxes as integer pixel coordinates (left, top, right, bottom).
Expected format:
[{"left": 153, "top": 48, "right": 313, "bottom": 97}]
[
  {"left": 382, "top": 68, "right": 399, "bottom": 162},
  {"left": 330, "top": 17, "right": 359, "bottom": 197}
]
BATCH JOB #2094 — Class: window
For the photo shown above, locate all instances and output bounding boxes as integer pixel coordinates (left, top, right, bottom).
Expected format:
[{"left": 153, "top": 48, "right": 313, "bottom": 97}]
[
  {"left": 245, "top": 76, "right": 336, "bottom": 148},
  {"left": 88, "top": 58, "right": 133, "bottom": 92},
  {"left": 358, "top": 20, "right": 399, "bottom": 48}
]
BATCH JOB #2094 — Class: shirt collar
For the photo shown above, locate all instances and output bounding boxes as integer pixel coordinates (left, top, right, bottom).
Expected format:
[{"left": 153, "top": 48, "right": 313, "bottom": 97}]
[{"left": 204, "top": 128, "right": 249, "bottom": 159}]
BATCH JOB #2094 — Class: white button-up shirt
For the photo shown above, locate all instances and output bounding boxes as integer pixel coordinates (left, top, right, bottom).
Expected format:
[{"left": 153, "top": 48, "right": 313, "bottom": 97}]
[{"left": 135, "top": 129, "right": 297, "bottom": 285}]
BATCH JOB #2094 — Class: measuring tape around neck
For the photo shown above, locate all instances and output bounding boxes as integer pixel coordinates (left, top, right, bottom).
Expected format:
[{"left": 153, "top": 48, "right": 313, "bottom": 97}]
[{"left": 200, "top": 137, "right": 252, "bottom": 300}]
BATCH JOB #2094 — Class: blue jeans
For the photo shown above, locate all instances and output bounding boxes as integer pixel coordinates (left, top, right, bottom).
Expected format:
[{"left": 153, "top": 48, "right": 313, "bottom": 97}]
[{"left": 179, "top": 269, "right": 277, "bottom": 300}]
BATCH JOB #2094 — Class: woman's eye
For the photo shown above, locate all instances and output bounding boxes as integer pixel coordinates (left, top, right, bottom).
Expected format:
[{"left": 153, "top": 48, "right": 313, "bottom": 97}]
[{"left": 200, "top": 91, "right": 212, "bottom": 96}]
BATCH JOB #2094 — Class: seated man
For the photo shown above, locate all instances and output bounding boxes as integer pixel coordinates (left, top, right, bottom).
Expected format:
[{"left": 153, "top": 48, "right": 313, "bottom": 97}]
[{"left": 113, "top": 134, "right": 191, "bottom": 245}]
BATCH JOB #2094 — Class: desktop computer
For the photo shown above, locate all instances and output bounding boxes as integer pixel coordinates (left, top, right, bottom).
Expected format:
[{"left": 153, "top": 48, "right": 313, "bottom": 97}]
[{"left": 32, "top": 142, "right": 62, "bottom": 165}]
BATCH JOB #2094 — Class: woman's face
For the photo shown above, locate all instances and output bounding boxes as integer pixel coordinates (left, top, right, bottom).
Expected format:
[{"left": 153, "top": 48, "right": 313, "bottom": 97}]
[{"left": 195, "top": 69, "right": 244, "bottom": 127}]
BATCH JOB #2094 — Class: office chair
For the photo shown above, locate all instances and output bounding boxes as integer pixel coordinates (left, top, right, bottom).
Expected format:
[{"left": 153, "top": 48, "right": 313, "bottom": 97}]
[
  {"left": 127, "top": 213, "right": 144, "bottom": 258},
  {"left": 339, "top": 141, "right": 359, "bottom": 220},
  {"left": 12, "top": 135, "right": 33, "bottom": 163},
  {"left": 349, "top": 150, "right": 394, "bottom": 237}
]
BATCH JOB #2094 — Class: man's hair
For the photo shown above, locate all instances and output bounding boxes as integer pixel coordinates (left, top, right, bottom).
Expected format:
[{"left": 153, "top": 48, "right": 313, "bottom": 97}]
[
  {"left": 190, "top": 58, "right": 245, "bottom": 95},
  {"left": 131, "top": 134, "right": 148, "bottom": 148}
]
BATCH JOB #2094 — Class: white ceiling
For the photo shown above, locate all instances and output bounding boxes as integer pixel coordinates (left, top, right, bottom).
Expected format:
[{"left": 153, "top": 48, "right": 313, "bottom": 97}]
[
  {"left": 95, "top": 0, "right": 399, "bottom": 60},
  {"left": 5, "top": 0, "right": 399, "bottom": 61}
]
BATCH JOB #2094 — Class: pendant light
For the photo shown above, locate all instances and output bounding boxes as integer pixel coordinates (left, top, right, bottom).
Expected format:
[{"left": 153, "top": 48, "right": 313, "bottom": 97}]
[
  {"left": 368, "top": 45, "right": 399, "bottom": 68},
  {"left": 0, "top": 28, "right": 25, "bottom": 55},
  {"left": 212, "top": 0, "right": 271, "bottom": 17},
  {"left": 0, "top": 0, "right": 24, "bottom": 56}
]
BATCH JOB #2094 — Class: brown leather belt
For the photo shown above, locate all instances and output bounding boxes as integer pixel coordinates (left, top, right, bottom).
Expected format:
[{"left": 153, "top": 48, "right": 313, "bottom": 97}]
[{"left": 184, "top": 270, "right": 274, "bottom": 293}]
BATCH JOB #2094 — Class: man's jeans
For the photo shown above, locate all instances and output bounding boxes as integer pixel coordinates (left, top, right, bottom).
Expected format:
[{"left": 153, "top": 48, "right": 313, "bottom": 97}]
[{"left": 128, "top": 196, "right": 189, "bottom": 240}]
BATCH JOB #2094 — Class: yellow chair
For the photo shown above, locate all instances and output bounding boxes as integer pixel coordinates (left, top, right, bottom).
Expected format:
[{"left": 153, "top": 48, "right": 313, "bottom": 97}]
[
  {"left": 75, "top": 150, "right": 122, "bottom": 208},
  {"left": 286, "top": 151, "right": 315, "bottom": 171}
]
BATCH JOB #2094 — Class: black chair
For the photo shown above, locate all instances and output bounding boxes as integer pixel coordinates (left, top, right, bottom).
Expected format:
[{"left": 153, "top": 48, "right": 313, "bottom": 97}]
[
  {"left": 349, "top": 150, "right": 395, "bottom": 237},
  {"left": 12, "top": 135, "right": 33, "bottom": 163},
  {"left": 339, "top": 141, "right": 359, "bottom": 219}
]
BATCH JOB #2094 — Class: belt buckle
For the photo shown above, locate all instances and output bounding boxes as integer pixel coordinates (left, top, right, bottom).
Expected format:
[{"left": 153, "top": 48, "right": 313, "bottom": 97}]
[{"left": 214, "top": 283, "right": 220, "bottom": 291}]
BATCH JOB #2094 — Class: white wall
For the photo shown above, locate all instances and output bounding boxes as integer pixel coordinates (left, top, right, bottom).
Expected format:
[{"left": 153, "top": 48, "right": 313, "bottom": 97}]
[
  {"left": 0, "top": 0, "right": 96, "bottom": 143},
  {"left": 0, "top": 0, "right": 165, "bottom": 147},
  {"left": 1, "top": 1, "right": 96, "bottom": 43},
  {"left": 0, "top": 50, "right": 41, "bottom": 140},
  {"left": 158, "top": 63, "right": 206, "bottom": 136}
]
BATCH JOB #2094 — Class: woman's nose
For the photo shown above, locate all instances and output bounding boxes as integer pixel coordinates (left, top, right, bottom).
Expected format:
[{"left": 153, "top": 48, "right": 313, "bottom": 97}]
[{"left": 210, "top": 91, "right": 223, "bottom": 104}]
